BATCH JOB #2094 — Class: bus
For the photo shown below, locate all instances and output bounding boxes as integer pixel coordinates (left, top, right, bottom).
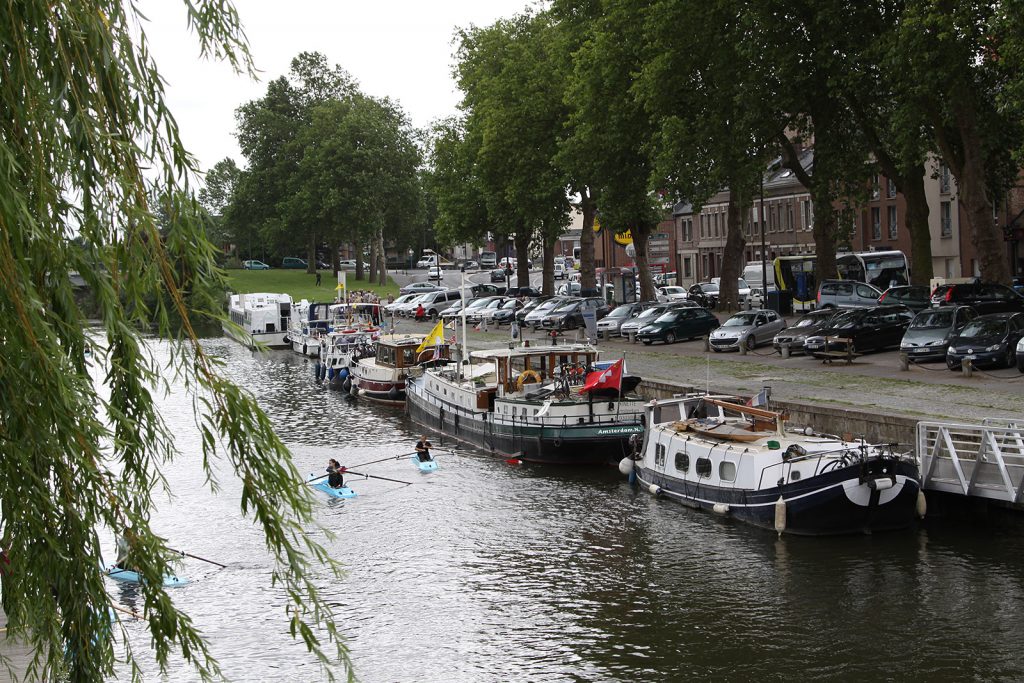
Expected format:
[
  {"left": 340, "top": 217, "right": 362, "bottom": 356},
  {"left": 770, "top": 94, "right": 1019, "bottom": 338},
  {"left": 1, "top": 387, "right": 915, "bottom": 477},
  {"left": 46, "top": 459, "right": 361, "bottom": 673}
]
[{"left": 774, "top": 250, "right": 909, "bottom": 311}]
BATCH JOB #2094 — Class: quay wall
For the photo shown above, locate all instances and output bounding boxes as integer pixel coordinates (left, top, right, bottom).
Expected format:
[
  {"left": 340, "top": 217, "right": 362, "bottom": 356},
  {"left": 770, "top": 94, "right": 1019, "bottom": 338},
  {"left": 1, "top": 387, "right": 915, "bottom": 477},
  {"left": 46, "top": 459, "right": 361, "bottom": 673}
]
[{"left": 636, "top": 379, "right": 920, "bottom": 450}]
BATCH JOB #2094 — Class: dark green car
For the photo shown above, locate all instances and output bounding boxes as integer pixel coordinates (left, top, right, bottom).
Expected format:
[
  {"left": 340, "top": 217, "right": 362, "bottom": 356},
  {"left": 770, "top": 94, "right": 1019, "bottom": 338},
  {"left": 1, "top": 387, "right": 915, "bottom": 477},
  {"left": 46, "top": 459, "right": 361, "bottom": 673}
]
[{"left": 637, "top": 307, "right": 720, "bottom": 345}]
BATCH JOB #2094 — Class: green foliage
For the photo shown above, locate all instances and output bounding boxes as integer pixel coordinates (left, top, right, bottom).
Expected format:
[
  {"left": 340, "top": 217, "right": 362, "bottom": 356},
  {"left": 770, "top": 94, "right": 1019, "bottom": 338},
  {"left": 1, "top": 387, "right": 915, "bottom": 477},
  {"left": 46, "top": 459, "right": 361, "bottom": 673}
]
[
  {"left": 0, "top": 2, "right": 349, "bottom": 681},
  {"left": 227, "top": 269, "right": 400, "bottom": 301}
]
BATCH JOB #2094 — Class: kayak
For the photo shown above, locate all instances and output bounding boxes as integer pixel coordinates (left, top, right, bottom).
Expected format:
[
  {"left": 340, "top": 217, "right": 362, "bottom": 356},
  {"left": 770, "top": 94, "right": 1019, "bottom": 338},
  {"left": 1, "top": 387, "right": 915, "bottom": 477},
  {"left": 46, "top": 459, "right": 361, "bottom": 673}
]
[
  {"left": 102, "top": 564, "right": 189, "bottom": 588},
  {"left": 411, "top": 453, "right": 438, "bottom": 473},
  {"left": 309, "top": 474, "right": 357, "bottom": 499}
]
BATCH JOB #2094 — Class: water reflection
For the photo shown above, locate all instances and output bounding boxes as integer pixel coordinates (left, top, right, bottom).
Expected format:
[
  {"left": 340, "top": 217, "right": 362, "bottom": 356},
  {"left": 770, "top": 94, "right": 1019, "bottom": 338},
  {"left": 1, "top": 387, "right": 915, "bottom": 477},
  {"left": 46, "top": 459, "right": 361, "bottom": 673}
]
[{"left": 113, "top": 338, "right": 1024, "bottom": 681}]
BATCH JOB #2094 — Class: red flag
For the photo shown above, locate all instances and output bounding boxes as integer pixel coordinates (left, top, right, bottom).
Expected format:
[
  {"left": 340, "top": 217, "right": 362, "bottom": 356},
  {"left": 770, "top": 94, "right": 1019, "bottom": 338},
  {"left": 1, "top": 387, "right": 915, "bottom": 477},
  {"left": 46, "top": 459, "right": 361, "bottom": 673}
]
[{"left": 581, "top": 359, "right": 624, "bottom": 393}]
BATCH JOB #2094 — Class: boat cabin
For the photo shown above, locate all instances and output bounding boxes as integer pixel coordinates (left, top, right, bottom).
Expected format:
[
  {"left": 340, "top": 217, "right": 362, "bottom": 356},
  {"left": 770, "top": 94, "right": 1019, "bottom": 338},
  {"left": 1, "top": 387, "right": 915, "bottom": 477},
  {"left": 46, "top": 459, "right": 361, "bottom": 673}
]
[
  {"left": 374, "top": 334, "right": 450, "bottom": 369},
  {"left": 329, "top": 302, "right": 382, "bottom": 328},
  {"left": 471, "top": 344, "right": 598, "bottom": 397}
]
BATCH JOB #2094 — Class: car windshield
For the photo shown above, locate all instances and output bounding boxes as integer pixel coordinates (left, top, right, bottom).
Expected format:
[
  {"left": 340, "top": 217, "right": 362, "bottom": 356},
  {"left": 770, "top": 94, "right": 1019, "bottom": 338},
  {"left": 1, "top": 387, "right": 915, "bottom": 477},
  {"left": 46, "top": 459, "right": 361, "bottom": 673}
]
[
  {"left": 554, "top": 301, "right": 581, "bottom": 313},
  {"left": 794, "top": 313, "right": 830, "bottom": 328},
  {"left": 663, "top": 287, "right": 683, "bottom": 294},
  {"left": 394, "top": 295, "right": 415, "bottom": 304},
  {"left": 654, "top": 310, "right": 683, "bottom": 323},
  {"left": 830, "top": 311, "right": 863, "bottom": 329},
  {"left": 501, "top": 300, "right": 518, "bottom": 309},
  {"left": 536, "top": 299, "right": 564, "bottom": 313},
  {"left": 702, "top": 283, "right": 719, "bottom": 293},
  {"left": 737, "top": 278, "right": 749, "bottom": 289},
  {"left": 636, "top": 307, "right": 666, "bottom": 320},
  {"left": 467, "top": 298, "right": 493, "bottom": 309},
  {"left": 723, "top": 313, "right": 757, "bottom": 327},
  {"left": 606, "top": 306, "right": 634, "bottom": 319},
  {"left": 959, "top": 319, "right": 1007, "bottom": 338},
  {"left": 911, "top": 310, "right": 954, "bottom": 328},
  {"left": 485, "top": 299, "right": 505, "bottom": 309}
]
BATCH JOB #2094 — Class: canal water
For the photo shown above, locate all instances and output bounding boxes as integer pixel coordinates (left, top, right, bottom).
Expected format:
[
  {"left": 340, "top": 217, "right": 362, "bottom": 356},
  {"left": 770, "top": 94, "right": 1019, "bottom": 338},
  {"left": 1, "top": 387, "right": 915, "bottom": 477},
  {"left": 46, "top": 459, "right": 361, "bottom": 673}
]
[{"left": 113, "top": 338, "right": 1024, "bottom": 681}]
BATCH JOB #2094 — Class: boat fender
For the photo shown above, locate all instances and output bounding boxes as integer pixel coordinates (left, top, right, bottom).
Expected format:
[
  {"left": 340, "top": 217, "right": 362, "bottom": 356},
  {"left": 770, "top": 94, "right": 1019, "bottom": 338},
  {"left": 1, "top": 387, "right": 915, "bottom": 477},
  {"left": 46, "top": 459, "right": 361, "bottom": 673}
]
[
  {"left": 343, "top": 377, "right": 352, "bottom": 392},
  {"left": 618, "top": 457, "right": 634, "bottom": 476},
  {"left": 713, "top": 503, "right": 730, "bottom": 515},
  {"left": 302, "top": 344, "right": 307, "bottom": 355},
  {"left": 648, "top": 484, "right": 661, "bottom": 497},
  {"left": 552, "top": 437, "right": 562, "bottom": 448},
  {"left": 327, "top": 367, "right": 335, "bottom": 380},
  {"left": 318, "top": 364, "right": 326, "bottom": 381},
  {"left": 349, "top": 384, "right": 359, "bottom": 398},
  {"left": 388, "top": 386, "right": 399, "bottom": 400},
  {"left": 867, "top": 477, "right": 894, "bottom": 491},
  {"left": 916, "top": 490, "right": 927, "bottom": 519},
  {"left": 338, "top": 368, "right": 349, "bottom": 380},
  {"left": 774, "top": 496, "right": 787, "bottom": 535}
]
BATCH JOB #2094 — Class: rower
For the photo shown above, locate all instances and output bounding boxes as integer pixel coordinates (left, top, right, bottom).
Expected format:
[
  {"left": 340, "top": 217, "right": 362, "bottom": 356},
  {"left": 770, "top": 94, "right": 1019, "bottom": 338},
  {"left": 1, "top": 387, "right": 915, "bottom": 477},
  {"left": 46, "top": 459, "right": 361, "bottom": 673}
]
[
  {"left": 326, "top": 459, "right": 346, "bottom": 489},
  {"left": 415, "top": 435, "right": 433, "bottom": 463},
  {"left": 113, "top": 528, "right": 133, "bottom": 571}
]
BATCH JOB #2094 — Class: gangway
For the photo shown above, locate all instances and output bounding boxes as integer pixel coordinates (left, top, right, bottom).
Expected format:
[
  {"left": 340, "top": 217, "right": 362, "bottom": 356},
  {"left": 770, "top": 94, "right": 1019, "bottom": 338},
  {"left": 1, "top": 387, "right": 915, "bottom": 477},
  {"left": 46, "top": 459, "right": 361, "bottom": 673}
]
[{"left": 918, "top": 419, "right": 1024, "bottom": 503}]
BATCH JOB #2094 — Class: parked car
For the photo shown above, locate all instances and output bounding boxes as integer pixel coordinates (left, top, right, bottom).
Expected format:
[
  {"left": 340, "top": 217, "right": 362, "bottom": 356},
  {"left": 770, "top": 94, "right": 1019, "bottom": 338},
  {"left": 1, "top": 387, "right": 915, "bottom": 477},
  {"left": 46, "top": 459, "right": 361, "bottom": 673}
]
[
  {"left": 398, "top": 281, "right": 443, "bottom": 295},
  {"left": 427, "top": 265, "right": 444, "bottom": 281},
  {"left": 899, "top": 306, "right": 978, "bottom": 362},
  {"left": 656, "top": 286, "right": 689, "bottom": 302},
  {"left": 489, "top": 299, "right": 525, "bottom": 325},
  {"left": 339, "top": 259, "right": 371, "bottom": 271},
  {"left": 515, "top": 296, "right": 552, "bottom": 325},
  {"left": 945, "top": 312, "right": 1024, "bottom": 370},
  {"left": 1017, "top": 335, "right": 1024, "bottom": 372},
  {"left": 281, "top": 257, "right": 307, "bottom": 269},
  {"left": 710, "top": 277, "right": 752, "bottom": 302},
  {"left": 490, "top": 268, "right": 508, "bottom": 283},
  {"left": 773, "top": 309, "right": 837, "bottom": 354},
  {"left": 467, "top": 296, "right": 511, "bottom": 324},
  {"left": 540, "top": 297, "right": 609, "bottom": 331},
  {"left": 930, "top": 281, "right": 1024, "bottom": 314},
  {"left": 445, "top": 296, "right": 494, "bottom": 322},
  {"left": 619, "top": 302, "right": 687, "bottom": 339},
  {"left": 688, "top": 282, "right": 720, "bottom": 309},
  {"left": 242, "top": 260, "right": 270, "bottom": 270},
  {"left": 1013, "top": 276, "right": 1024, "bottom": 296},
  {"left": 394, "top": 293, "right": 432, "bottom": 318},
  {"left": 470, "top": 283, "right": 501, "bottom": 298},
  {"left": 557, "top": 281, "right": 582, "bottom": 296},
  {"left": 878, "top": 285, "right": 931, "bottom": 312},
  {"left": 460, "top": 260, "right": 479, "bottom": 272},
  {"left": 746, "top": 288, "right": 766, "bottom": 309},
  {"left": 383, "top": 293, "right": 419, "bottom": 314},
  {"left": 803, "top": 305, "right": 914, "bottom": 357},
  {"left": 816, "top": 280, "right": 884, "bottom": 309},
  {"left": 416, "top": 289, "right": 462, "bottom": 321},
  {"left": 523, "top": 297, "right": 570, "bottom": 328},
  {"left": 709, "top": 309, "right": 787, "bottom": 352},
  {"left": 637, "top": 307, "right": 720, "bottom": 345},
  {"left": 554, "top": 262, "right": 567, "bottom": 279},
  {"left": 506, "top": 286, "right": 543, "bottom": 298},
  {"left": 596, "top": 301, "right": 655, "bottom": 338}
]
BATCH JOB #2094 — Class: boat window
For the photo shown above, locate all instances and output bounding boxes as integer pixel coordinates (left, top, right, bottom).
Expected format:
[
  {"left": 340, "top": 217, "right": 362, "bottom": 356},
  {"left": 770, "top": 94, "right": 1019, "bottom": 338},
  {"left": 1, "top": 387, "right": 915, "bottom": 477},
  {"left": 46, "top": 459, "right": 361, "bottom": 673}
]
[
  {"left": 695, "top": 457, "right": 712, "bottom": 477},
  {"left": 401, "top": 347, "right": 417, "bottom": 366},
  {"left": 654, "top": 404, "right": 681, "bottom": 424},
  {"left": 790, "top": 470, "right": 801, "bottom": 481},
  {"left": 655, "top": 444, "right": 666, "bottom": 466},
  {"left": 674, "top": 452, "right": 689, "bottom": 472},
  {"left": 719, "top": 461, "right": 736, "bottom": 482}
]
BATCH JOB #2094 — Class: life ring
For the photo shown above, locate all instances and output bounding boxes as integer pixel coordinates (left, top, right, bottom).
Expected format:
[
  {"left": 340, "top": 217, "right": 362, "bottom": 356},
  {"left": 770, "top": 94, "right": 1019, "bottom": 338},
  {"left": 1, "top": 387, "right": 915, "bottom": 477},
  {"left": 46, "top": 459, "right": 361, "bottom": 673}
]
[
  {"left": 516, "top": 370, "right": 542, "bottom": 391},
  {"left": 417, "top": 349, "right": 435, "bottom": 363}
]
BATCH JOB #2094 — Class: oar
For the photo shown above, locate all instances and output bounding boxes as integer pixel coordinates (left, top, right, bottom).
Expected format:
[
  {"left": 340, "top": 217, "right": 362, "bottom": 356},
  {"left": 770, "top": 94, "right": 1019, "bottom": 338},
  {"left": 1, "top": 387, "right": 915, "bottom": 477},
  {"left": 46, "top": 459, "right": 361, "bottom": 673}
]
[
  {"left": 350, "top": 453, "right": 415, "bottom": 469},
  {"left": 110, "top": 603, "right": 143, "bottom": 620},
  {"left": 342, "top": 469, "right": 415, "bottom": 486},
  {"left": 168, "top": 548, "right": 227, "bottom": 569}
]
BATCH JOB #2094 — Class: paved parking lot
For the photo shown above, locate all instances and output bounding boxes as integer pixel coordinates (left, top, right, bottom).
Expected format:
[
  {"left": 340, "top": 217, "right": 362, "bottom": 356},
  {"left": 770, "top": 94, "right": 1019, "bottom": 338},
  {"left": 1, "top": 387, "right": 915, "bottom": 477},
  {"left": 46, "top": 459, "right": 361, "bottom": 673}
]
[{"left": 389, "top": 269, "right": 1022, "bottom": 424}]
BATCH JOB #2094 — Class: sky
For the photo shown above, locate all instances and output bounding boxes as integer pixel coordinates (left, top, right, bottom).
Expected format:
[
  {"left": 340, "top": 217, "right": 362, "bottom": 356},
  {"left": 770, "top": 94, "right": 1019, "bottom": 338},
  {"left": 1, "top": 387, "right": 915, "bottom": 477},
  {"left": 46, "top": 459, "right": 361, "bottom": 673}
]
[{"left": 139, "top": 0, "right": 533, "bottom": 174}]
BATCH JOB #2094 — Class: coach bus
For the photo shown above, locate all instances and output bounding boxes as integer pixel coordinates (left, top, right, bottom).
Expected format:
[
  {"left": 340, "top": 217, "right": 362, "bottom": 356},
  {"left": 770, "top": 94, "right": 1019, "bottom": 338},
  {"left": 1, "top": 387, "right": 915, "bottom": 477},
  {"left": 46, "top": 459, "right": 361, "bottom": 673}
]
[{"left": 774, "top": 250, "right": 910, "bottom": 311}]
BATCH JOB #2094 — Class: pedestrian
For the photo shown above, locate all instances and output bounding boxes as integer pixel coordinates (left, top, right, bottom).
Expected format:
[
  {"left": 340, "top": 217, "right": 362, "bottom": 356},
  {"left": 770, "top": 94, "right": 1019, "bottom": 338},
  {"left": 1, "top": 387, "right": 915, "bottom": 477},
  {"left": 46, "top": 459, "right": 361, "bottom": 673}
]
[
  {"left": 113, "top": 528, "right": 133, "bottom": 571},
  {"left": 415, "top": 303, "right": 425, "bottom": 321},
  {"left": 315, "top": 272, "right": 322, "bottom": 287}
]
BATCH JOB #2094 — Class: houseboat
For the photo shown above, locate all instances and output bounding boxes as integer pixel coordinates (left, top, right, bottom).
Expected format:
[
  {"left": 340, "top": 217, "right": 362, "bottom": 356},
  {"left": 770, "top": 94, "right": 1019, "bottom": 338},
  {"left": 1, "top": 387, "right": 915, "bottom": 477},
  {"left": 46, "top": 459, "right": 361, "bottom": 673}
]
[
  {"left": 287, "top": 300, "right": 333, "bottom": 357},
  {"left": 622, "top": 394, "right": 922, "bottom": 535},
  {"left": 350, "top": 334, "right": 447, "bottom": 404},
  {"left": 317, "top": 303, "right": 383, "bottom": 390},
  {"left": 406, "top": 344, "right": 645, "bottom": 465},
  {"left": 224, "top": 293, "right": 293, "bottom": 349}
]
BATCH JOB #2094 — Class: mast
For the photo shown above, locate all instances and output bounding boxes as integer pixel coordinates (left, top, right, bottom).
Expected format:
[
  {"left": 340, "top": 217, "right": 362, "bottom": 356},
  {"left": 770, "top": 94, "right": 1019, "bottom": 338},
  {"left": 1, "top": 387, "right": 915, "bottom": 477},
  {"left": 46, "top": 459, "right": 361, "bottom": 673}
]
[{"left": 460, "top": 271, "right": 468, "bottom": 382}]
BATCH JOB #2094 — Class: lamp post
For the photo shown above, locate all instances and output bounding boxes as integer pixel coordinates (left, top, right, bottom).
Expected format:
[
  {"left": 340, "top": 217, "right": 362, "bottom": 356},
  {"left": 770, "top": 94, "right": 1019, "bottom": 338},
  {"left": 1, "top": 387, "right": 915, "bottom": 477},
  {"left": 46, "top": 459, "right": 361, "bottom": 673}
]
[{"left": 760, "top": 170, "right": 768, "bottom": 311}]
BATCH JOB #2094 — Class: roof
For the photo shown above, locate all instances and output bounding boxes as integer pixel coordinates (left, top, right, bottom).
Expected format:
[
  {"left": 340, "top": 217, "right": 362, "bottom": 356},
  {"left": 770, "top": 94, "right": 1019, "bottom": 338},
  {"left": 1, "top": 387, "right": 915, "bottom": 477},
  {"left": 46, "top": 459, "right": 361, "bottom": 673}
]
[{"left": 469, "top": 343, "right": 597, "bottom": 361}]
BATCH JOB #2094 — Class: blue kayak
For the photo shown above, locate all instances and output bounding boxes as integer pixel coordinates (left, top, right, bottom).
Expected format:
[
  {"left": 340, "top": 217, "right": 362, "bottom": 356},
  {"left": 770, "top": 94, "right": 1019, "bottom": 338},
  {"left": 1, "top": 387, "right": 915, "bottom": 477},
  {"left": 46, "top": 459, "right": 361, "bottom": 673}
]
[
  {"left": 309, "top": 475, "right": 357, "bottom": 499},
  {"left": 411, "top": 453, "right": 438, "bottom": 472},
  {"left": 102, "top": 564, "right": 189, "bottom": 587}
]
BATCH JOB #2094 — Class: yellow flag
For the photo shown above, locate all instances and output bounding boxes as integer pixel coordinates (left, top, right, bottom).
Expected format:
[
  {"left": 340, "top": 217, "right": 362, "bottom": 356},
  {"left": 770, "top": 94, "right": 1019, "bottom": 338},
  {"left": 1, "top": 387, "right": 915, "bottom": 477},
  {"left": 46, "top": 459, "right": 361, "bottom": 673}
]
[{"left": 416, "top": 320, "right": 445, "bottom": 353}]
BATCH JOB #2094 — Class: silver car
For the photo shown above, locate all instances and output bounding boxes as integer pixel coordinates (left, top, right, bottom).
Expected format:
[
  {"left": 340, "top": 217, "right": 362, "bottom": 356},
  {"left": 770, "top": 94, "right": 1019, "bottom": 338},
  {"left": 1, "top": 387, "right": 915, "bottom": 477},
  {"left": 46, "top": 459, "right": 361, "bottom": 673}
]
[
  {"left": 523, "top": 297, "right": 569, "bottom": 329},
  {"left": 709, "top": 309, "right": 787, "bottom": 352},
  {"left": 596, "top": 301, "right": 654, "bottom": 338}
]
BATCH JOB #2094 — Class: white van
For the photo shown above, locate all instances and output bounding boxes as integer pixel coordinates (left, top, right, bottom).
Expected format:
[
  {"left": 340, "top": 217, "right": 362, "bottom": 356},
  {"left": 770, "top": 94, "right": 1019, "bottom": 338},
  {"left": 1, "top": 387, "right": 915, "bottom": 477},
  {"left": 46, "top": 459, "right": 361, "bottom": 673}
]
[
  {"left": 742, "top": 262, "right": 775, "bottom": 293},
  {"left": 554, "top": 262, "right": 567, "bottom": 279}
]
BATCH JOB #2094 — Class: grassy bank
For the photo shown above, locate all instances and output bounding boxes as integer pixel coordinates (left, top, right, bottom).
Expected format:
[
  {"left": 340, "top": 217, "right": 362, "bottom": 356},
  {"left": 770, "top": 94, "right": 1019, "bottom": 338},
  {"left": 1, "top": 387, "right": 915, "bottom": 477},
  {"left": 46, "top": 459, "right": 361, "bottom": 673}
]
[{"left": 225, "top": 269, "right": 400, "bottom": 302}]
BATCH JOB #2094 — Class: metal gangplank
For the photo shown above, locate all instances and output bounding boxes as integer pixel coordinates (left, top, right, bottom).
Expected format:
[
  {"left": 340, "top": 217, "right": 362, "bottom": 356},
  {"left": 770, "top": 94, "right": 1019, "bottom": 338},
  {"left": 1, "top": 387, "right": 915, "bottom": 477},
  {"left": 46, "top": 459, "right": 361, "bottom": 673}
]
[{"left": 918, "top": 419, "right": 1024, "bottom": 503}]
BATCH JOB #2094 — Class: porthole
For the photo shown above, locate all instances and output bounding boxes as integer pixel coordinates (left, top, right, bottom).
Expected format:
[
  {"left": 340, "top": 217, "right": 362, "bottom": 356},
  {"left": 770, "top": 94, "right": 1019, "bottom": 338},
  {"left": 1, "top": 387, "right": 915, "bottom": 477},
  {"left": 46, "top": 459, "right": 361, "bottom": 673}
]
[
  {"left": 790, "top": 470, "right": 801, "bottom": 481},
  {"left": 695, "top": 457, "right": 712, "bottom": 477},
  {"left": 719, "top": 461, "right": 736, "bottom": 482},
  {"left": 674, "top": 452, "right": 689, "bottom": 472}
]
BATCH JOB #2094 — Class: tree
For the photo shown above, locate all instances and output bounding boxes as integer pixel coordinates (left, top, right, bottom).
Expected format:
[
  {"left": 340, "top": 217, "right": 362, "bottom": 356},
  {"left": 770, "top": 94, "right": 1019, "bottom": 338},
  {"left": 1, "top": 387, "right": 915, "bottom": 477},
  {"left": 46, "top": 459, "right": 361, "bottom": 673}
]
[
  {"left": 199, "top": 157, "right": 242, "bottom": 250},
  {"left": 0, "top": 2, "right": 348, "bottom": 681},
  {"left": 564, "top": 0, "right": 664, "bottom": 301}
]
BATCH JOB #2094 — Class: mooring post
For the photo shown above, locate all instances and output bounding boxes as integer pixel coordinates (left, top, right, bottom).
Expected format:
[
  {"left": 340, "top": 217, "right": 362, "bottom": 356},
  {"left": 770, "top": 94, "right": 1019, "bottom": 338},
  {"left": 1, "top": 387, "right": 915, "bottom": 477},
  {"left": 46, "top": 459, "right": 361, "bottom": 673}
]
[
  {"left": 962, "top": 357, "right": 973, "bottom": 378},
  {"left": 781, "top": 344, "right": 790, "bottom": 359},
  {"left": 898, "top": 353, "right": 909, "bottom": 371}
]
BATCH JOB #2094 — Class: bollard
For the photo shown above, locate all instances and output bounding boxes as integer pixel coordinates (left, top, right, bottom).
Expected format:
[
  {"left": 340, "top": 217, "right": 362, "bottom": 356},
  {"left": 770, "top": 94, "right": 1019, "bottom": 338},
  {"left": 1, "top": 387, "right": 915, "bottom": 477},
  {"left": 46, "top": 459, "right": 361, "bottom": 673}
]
[
  {"left": 628, "top": 330, "right": 636, "bottom": 344},
  {"left": 898, "top": 353, "right": 909, "bottom": 371},
  {"left": 704, "top": 336, "right": 711, "bottom": 352},
  {"left": 781, "top": 344, "right": 790, "bottom": 359},
  {"left": 962, "top": 357, "right": 973, "bottom": 378},
  {"left": 739, "top": 340, "right": 747, "bottom": 355}
]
